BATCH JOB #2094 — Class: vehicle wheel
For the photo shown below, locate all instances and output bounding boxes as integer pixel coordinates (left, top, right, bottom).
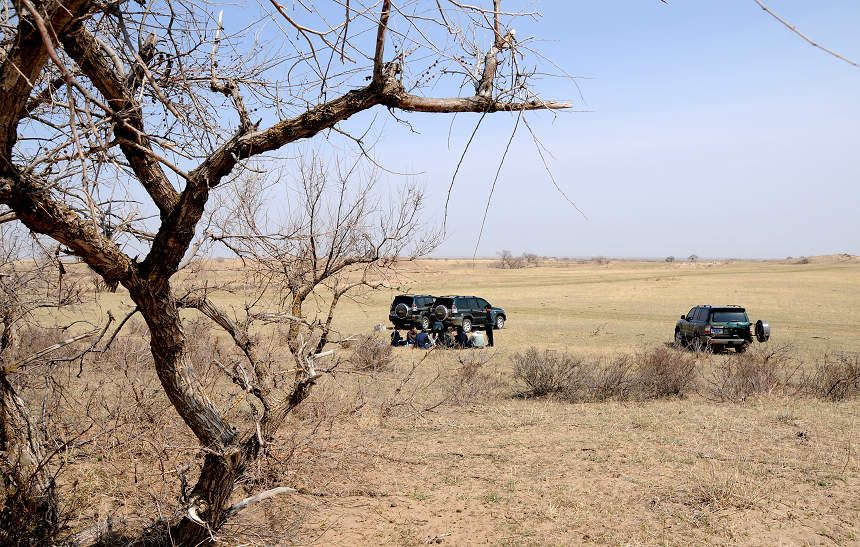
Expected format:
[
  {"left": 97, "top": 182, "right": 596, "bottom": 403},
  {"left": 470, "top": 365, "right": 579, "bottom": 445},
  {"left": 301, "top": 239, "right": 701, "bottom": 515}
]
[
  {"left": 674, "top": 329, "right": 685, "bottom": 347},
  {"left": 420, "top": 315, "right": 431, "bottom": 331},
  {"left": 495, "top": 315, "right": 505, "bottom": 329},
  {"left": 394, "top": 303, "right": 408, "bottom": 319},
  {"left": 755, "top": 320, "right": 770, "bottom": 343},
  {"left": 736, "top": 342, "right": 749, "bottom": 354},
  {"left": 462, "top": 317, "right": 472, "bottom": 333}
]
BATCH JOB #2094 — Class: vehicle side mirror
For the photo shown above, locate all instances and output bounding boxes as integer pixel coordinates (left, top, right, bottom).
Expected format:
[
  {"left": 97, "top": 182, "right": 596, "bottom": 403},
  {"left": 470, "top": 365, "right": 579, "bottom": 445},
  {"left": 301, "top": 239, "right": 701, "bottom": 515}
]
[{"left": 680, "top": 315, "right": 685, "bottom": 320}]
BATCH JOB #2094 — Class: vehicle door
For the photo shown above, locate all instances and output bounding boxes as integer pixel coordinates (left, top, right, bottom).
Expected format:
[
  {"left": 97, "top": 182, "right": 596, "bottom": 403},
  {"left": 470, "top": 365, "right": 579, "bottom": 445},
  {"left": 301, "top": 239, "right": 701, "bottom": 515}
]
[
  {"left": 475, "top": 298, "right": 489, "bottom": 326},
  {"left": 692, "top": 307, "right": 707, "bottom": 337},
  {"left": 683, "top": 307, "right": 697, "bottom": 338},
  {"left": 462, "top": 298, "right": 478, "bottom": 324}
]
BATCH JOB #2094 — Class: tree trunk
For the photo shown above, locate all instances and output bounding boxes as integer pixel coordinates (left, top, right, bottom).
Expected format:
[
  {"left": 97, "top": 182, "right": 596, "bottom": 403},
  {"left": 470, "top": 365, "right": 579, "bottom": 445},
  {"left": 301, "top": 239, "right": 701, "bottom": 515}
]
[
  {"left": 131, "top": 282, "right": 235, "bottom": 449},
  {"left": 0, "top": 374, "right": 57, "bottom": 544},
  {"left": 128, "top": 281, "right": 243, "bottom": 544},
  {"left": 168, "top": 453, "right": 241, "bottom": 545}
]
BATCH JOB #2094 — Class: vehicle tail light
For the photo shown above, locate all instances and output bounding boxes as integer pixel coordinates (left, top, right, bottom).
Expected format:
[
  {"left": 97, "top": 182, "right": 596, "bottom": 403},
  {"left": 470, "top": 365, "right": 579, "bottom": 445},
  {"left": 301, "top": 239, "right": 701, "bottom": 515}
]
[
  {"left": 704, "top": 325, "right": 711, "bottom": 335},
  {"left": 412, "top": 304, "right": 417, "bottom": 311},
  {"left": 452, "top": 304, "right": 458, "bottom": 314},
  {"left": 750, "top": 325, "right": 755, "bottom": 335}
]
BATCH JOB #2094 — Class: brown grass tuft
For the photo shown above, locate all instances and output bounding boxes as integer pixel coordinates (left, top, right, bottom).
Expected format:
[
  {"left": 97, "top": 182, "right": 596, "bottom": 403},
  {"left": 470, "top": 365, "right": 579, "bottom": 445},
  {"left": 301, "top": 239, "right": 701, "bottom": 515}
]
[
  {"left": 446, "top": 352, "right": 507, "bottom": 406},
  {"left": 349, "top": 334, "right": 393, "bottom": 371}
]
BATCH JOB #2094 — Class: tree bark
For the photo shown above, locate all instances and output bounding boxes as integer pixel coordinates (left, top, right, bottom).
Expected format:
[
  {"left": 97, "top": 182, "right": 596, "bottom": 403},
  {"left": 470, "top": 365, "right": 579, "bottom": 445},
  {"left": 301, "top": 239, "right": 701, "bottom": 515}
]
[{"left": 129, "top": 282, "right": 235, "bottom": 449}]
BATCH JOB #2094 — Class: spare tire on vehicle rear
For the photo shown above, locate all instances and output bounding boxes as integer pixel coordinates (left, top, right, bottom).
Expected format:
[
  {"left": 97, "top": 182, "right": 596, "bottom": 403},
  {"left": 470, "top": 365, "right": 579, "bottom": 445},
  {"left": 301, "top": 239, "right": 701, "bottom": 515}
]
[
  {"left": 755, "top": 320, "right": 770, "bottom": 343},
  {"left": 394, "top": 302, "right": 409, "bottom": 319},
  {"left": 433, "top": 305, "right": 448, "bottom": 322}
]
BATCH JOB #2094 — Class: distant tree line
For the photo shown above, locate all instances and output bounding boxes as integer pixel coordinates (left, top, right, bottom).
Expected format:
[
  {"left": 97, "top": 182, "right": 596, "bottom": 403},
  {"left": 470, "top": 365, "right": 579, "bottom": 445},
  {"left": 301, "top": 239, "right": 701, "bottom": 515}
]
[{"left": 496, "top": 250, "right": 541, "bottom": 269}]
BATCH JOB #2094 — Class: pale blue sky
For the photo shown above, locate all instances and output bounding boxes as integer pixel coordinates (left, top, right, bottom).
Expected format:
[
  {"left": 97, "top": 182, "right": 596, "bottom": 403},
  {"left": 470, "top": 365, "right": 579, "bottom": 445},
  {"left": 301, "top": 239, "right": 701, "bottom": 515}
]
[{"left": 366, "top": 1, "right": 860, "bottom": 259}]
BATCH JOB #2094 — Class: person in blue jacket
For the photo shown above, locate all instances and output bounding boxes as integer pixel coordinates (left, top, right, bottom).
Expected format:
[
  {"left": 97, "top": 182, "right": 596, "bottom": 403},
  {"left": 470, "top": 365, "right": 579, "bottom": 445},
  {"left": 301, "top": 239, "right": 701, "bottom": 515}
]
[
  {"left": 454, "top": 327, "right": 471, "bottom": 348},
  {"left": 414, "top": 328, "right": 432, "bottom": 349},
  {"left": 390, "top": 330, "right": 406, "bottom": 346}
]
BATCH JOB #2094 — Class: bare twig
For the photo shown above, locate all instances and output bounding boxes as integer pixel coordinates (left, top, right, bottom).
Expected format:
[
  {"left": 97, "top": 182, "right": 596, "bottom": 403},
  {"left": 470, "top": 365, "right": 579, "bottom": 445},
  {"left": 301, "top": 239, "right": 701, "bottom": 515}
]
[{"left": 752, "top": 0, "right": 859, "bottom": 68}]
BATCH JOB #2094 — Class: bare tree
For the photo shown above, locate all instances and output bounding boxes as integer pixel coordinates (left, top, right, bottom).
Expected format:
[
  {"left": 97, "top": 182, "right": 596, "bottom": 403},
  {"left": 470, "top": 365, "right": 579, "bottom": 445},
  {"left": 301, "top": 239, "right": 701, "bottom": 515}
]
[
  {"left": 0, "top": 0, "right": 568, "bottom": 542},
  {"left": 206, "top": 152, "right": 437, "bottom": 356},
  {"left": 497, "top": 249, "right": 523, "bottom": 269}
]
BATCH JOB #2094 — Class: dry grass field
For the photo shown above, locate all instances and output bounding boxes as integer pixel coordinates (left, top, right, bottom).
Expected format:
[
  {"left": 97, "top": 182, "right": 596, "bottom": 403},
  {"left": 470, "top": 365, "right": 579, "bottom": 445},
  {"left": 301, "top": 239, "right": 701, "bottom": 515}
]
[
  {"left": 28, "top": 256, "right": 860, "bottom": 545},
  {"left": 326, "top": 255, "right": 860, "bottom": 358}
]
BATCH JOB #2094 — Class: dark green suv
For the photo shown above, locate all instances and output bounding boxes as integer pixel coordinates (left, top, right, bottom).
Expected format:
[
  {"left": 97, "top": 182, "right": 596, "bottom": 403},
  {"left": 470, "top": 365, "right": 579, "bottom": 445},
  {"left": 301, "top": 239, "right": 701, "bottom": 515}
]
[
  {"left": 430, "top": 296, "right": 506, "bottom": 333},
  {"left": 675, "top": 305, "right": 770, "bottom": 352},
  {"left": 389, "top": 294, "right": 435, "bottom": 330}
]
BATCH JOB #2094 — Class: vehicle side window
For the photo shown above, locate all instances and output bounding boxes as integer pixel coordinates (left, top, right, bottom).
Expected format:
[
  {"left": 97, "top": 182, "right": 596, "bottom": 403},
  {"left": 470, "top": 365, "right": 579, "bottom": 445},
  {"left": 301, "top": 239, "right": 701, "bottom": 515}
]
[
  {"left": 699, "top": 308, "right": 708, "bottom": 321},
  {"left": 477, "top": 298, "right": 489, "bottom": 309},
  {"left": 687, "top": 308, "right": 697, "bottom": 320}
]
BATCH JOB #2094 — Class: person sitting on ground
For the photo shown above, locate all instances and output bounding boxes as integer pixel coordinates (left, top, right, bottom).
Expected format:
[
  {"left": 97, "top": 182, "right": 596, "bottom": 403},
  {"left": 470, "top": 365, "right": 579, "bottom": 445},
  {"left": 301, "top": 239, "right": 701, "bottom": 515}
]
[
  {"left": 432, "top": 326, "right": 451, "bottom": 348},
  {"left": 414, "top": 328, "right": 432, "bottom": 349},
  {"left": 438, "top": 326, "right": 454, "bottom": 348},
  {"left": 390, "top": 329, "right": 405, "bottom": 347},
  {"left": 431, "top": 320, "right": 444, "bottom": 340},
  {"left": 454, "top": 327, "right": 471, "bottom": 349},
  {"left": 406, "top": 326, "right": 418, "bottom": 346}
]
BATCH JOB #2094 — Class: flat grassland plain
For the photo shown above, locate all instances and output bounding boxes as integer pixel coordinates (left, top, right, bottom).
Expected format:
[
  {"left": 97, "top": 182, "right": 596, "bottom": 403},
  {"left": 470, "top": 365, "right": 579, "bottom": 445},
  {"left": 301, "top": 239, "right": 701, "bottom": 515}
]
[{"left": 82, "top": 257, "right": 859, "bottom": 544}]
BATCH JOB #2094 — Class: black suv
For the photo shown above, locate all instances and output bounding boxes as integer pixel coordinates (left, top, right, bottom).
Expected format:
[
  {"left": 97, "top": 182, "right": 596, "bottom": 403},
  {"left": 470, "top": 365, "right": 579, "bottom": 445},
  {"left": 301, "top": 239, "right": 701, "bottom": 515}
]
[
  {"left": 430, "top": 296, "right": 506, "bottom": 333},
  {"left": 675, "top": 305, "right": 770, "bottom": 352},
  {"left": 389, "top": 294, "right": 435, "bottom": 330}
]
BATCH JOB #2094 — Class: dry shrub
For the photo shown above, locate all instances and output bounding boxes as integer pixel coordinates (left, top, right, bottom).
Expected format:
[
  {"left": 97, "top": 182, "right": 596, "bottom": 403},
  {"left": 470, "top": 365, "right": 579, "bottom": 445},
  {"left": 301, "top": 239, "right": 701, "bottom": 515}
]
[
  {"left": 703, "top": 344, "right": 799, "bottom": 402},
  {"left": 446, "top": 352, "right": 507, "bottom": 406},
  {"left": 808, "top": 352, "right": 860, "bottom": 401},
  {"left": 512, "top": 347, "right": 589, "bottom": 398},
  {"left": 349, "top": 334, "right": 393, "bottom": 371},
  {"left": 590, "top": 354, "right": 635, "bottom": 401},
  {"left": 513, "top": 347, "right": 697, "bottom": 401},
  {"left": 633, "top": 346, "right": 697, "bottom": 399}
]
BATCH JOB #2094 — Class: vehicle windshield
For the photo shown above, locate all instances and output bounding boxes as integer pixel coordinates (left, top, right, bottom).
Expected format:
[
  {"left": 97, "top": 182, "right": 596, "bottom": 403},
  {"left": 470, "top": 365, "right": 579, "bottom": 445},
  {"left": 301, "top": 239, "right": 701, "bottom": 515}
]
[
  {"left": 710, "top": 310, "right": 748, "bottom": 323},
  {"left": 391, "top": 296, "right": 413, "bottom": 308}
]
